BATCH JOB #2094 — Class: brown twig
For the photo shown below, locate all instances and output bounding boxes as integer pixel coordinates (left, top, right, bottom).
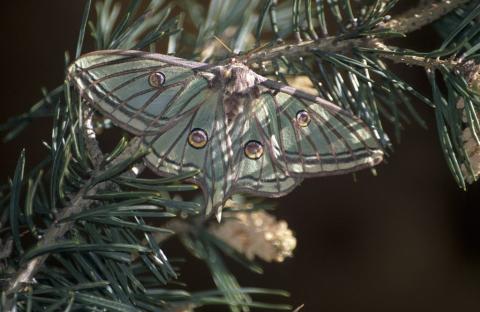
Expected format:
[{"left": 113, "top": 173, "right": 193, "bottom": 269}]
[
  {"left": 380, "top": 0, "right": 471, "bottom": 34},
  {"left": 245, "top": 0, "right": 468, "bottom": 68},
  {"left": 245, "top": 37, "right": 365, "bottom": 65},
  {"left": 83, "top": 107, "right": 104, "bottom": 168},
  {"left": 366, "top": 40, "right": 460, "bottom": 69}
]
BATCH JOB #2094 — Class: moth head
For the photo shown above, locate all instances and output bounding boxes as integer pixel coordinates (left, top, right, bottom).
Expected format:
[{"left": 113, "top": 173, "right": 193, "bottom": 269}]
[{"left": 222, "top": 67, "right": 232, "bottom": 80}]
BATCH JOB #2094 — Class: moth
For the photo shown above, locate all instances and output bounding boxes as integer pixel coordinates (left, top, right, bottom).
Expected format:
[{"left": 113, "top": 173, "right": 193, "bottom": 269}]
[{"left": 68, "top": 50, "right": 383, "bottom": 216}]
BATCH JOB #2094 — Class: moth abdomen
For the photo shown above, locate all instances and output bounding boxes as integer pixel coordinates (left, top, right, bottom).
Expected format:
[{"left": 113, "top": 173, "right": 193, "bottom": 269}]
[{"left": 224, "top": 96, "right": 244, "bottom": 124}]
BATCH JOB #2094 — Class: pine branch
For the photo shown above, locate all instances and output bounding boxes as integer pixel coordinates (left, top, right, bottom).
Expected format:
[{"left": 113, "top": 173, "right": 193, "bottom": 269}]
[
  {"left": 245, "top": 36, "right": 366, "bottom": 64},
  {"left": 246, "top": 0, "right": 467, "bottom": 69},
  {"left": 2, "top": 137, "right": 143, "bottom": 311}
]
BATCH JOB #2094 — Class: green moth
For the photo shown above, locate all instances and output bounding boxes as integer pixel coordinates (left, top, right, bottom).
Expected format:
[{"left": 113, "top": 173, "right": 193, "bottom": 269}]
[{"left": 68, "top": 50, "right": 383, "bottom": 216}]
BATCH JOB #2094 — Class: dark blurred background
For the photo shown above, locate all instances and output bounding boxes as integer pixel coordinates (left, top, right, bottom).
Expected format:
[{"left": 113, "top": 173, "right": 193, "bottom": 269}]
[{"left": 2, "top": 1, "right": 480, "bottom": 311}]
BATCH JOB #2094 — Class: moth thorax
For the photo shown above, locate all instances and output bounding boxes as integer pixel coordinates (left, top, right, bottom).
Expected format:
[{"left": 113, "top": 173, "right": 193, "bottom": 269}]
[
  {"left": 222, "top": 64, "right": 258, "bottom": 95},
  {"left": 224, "top": 97, "right": 245, "bottom": 124}
]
